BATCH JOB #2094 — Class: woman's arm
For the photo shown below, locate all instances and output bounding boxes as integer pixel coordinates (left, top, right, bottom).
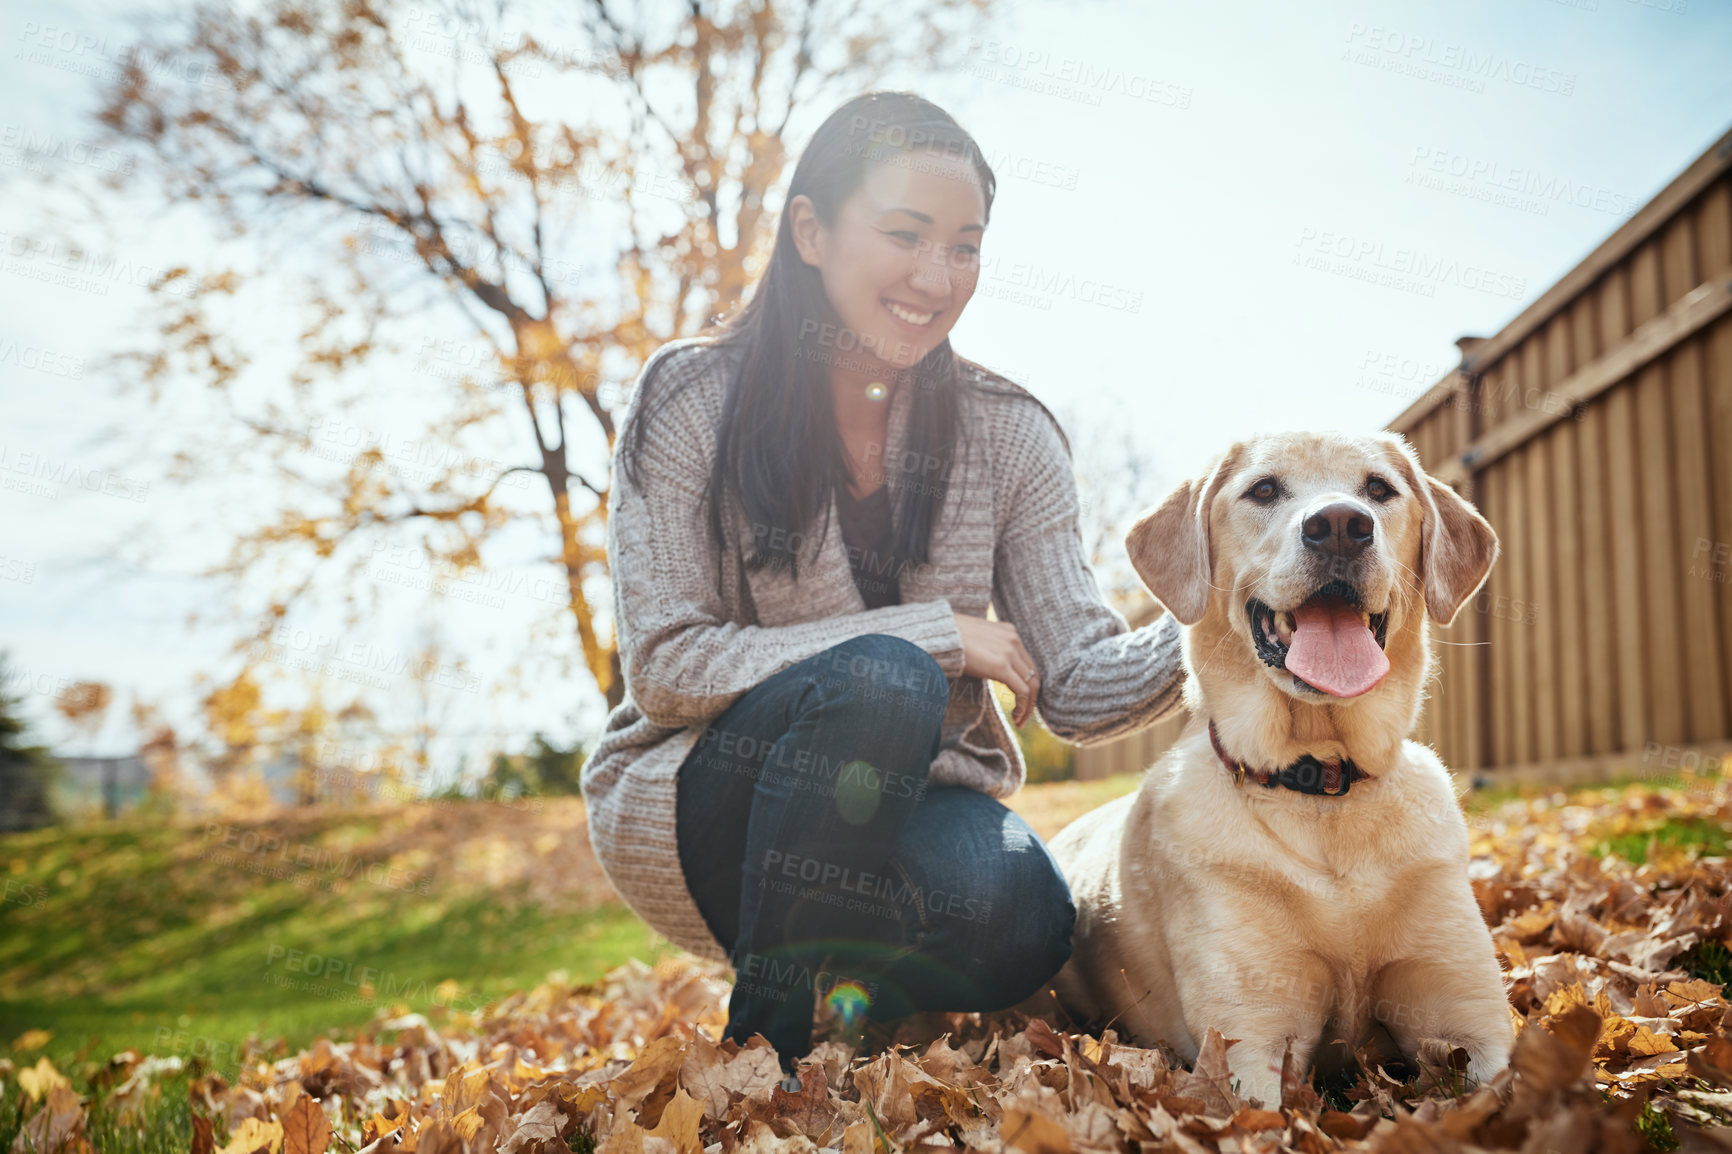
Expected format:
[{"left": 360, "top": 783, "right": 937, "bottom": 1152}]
[
  {"left": 989, "top": 406, "right": 1186, "bottom": 745},
  {"left": 609, "top": 344, "right": 966, "bottom": 729}
]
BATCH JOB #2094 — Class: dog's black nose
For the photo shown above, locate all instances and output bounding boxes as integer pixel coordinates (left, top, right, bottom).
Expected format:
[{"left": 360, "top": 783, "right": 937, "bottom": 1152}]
[{"left": 1301, "top": 500, "right": 1375, "bottom": 558}]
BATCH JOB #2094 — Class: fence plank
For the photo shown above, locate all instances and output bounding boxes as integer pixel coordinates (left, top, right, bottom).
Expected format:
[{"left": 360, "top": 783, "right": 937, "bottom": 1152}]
[
  {"left": 1527, "top": 435, "right": 1559, "bottom": 762},
  {"left": 1603, "top": 264, "right": 1632, "bottom": 345},
  {"left": 1604, "top": 381, "right": 1649, "bottom": 754},
  {"left": 1577, "top": 403, "right": 1617, "bottom": 755},
  {"left": 1632, "top": 240, "right": 1664, "bottom": 326},
  {"left": 1505, "top": 444, "right": 1535, "bottom": 766},
  {"left": 1700, "top": 179, "right": 1732, "bottom": 278},
  {"left": 1483, "top": 461, "right": 1514, "bottom": 768},
  {"left": 1710, "top": 318, "right": 1732, "bottom": 712},
  {"left": 1551, "top": 419, "right": 1587, "bottom": 758},
  {"left": 1636, "top": 363, "right": 1687, "bottom": 747},
  {"left": 1663, "top": 213, "right": 1700, "bottom": 309},
  {"left": 1670, "top": 338, "right": 1728, "bottom": 740}
]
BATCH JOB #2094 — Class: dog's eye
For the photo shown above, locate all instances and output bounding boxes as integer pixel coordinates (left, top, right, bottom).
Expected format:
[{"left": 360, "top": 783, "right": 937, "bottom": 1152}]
[
  {"left": 1243, "top": 477, "right": 1281, "bottom": 505},
  {"left": 1367, "top": 475, "right": 1398, "bottom": 502}
]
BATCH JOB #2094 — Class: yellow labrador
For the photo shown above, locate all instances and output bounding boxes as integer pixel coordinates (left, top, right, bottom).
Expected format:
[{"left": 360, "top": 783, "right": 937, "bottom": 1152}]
[{"left": 1044, "top": 431, "right": 1512, "bottom": 1107}]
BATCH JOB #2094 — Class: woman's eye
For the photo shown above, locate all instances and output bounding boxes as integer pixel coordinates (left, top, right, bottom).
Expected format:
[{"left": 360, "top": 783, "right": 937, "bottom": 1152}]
[
  {"left": 1367, "top": 475, "right": 1397, "bottom": 502},
  {"left": 882, "top": 229, "right": 920, "bottom": 245},
  {"left": 1245, "top": 478, "right": 1280, "bottom": 504}
]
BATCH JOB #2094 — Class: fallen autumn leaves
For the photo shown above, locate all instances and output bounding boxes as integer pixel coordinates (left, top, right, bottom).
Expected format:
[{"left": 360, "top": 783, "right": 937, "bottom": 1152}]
[{"left": 9, "top": 780, "right": 1732, "bottom": 1153}]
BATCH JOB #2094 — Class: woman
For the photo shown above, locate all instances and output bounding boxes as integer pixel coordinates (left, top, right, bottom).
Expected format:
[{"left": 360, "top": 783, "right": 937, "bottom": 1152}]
[{"left": 580, "top": 91, "right": 1185, "bottom": 1086}]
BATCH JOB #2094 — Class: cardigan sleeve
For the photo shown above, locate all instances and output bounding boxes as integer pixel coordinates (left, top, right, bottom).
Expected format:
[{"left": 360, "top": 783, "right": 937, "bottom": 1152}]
[
  {"left": 608, "top": 344, "right": 967, "bottom": 730},
  {"left": 988, "top": 402, "right": 1187, "bottom": 745}
]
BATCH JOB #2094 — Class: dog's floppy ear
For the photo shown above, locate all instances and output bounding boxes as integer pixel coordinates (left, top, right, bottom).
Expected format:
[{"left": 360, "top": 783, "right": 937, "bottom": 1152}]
[
  {"left": 1410, "top": 456, "right": 1499, "bottom": 626},
  {"left": 1125, "top": 448, "right": 1238, "bottom": 626}
]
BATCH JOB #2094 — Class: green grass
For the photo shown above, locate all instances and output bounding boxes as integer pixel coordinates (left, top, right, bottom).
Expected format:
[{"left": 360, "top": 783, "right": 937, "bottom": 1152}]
[
  {"left": 1460, "top": 767, "right": 1728, "bottom": 817},
  {"left": 1587, "top": 816, "right": 1732, "bottom": 866},
  {"left": 0, "top": 804, "right": 676, "bottom": 1085}
]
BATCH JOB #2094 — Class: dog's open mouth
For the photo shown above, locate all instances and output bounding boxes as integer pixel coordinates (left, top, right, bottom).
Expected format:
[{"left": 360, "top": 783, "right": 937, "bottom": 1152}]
[{"left": 1247, "top": 580, "right": 1391, "bottom": 698}]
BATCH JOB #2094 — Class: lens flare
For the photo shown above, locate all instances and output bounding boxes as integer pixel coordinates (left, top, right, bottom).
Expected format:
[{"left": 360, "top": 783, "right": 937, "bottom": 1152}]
[
  {"left": 866, "top": 382, "right": 888, "bottom": 401},
  {"left": 824, "top": 978, "right": 873, "bottom": 1028}
]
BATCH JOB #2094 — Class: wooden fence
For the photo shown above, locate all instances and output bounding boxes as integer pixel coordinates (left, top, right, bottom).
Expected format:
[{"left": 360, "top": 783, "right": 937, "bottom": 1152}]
[
  {"left": 1391, "top": 125, "right": 1732, "bottom": 783},
  {"left": 1072, "top": 126, "right": 1732, "bottom": 785}
]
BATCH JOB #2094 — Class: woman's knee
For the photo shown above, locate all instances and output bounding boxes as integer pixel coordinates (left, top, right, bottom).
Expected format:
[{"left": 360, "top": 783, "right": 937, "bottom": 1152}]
[
  {"left": 908, "top": 841, "right": 1076, "bottom": 1010},
  {"left": 808, "top": 633, "right": 950, "bottom": 725},
  {"left": 986, "top": 867, "right": 1077, "bottom": 1006}
]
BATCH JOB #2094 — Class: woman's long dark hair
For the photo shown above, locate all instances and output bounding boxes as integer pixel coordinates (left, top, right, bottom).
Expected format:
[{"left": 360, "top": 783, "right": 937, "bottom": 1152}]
[{"left": 619, "top": 90, "right": 1067, "bottom": 582}]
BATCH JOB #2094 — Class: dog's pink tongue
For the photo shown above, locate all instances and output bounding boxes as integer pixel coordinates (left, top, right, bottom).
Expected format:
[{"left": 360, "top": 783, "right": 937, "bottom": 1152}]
[{"left": 1286, "top": 601, "right": 1389, "bottom": 697}]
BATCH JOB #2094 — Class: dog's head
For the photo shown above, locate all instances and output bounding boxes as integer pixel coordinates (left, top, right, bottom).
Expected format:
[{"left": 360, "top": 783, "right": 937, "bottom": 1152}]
[{"left": 1126, "top": 433, "right": 1496, "bottom": 742}]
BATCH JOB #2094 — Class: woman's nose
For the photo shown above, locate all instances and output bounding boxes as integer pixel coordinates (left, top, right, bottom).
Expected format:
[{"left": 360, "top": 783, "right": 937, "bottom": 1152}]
[{"left": 908, "top": 244, "right": 954, "bottom": 296}]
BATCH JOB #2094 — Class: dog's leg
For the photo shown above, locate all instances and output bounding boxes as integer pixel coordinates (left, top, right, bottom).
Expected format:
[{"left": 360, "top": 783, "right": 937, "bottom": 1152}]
[
  {"left": 1173, "top": 945, "right": 1334, "bottom": 1109},
  {"left": 1368, "top": 930, "right": 1514, "bottom": 1090}
]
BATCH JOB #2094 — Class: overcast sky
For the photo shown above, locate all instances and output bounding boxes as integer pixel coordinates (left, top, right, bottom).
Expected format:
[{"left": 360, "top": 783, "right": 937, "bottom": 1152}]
[{"left": 2, "top": 0, "right": 1729, "bottom": 772}]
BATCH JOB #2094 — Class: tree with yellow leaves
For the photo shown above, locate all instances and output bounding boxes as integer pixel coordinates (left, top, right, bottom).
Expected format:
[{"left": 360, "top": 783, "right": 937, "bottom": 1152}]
[{"left": 83, "top": 0, "right": 996, "bottom": 721}]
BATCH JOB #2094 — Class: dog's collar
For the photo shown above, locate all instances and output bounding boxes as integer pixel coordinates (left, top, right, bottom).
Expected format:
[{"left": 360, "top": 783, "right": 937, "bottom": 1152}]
[{"left": 1207, "top": 720, "right": 1368, "bottom": 797}]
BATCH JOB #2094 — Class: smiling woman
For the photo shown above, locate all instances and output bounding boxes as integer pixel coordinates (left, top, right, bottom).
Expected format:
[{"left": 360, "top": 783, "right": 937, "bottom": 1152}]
[{"left": 580, "top": 91, "right": 1188, "bottom": 1087}]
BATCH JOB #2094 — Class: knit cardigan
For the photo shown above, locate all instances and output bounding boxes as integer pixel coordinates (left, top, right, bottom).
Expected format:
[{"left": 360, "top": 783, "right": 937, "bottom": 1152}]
[{"left": 579, "top": 336, "right": 1187, "bottom": 962}]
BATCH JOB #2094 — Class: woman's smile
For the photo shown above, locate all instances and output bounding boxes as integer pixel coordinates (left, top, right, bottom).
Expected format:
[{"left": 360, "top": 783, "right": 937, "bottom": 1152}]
[{"left": 883, "top": 299, "right": 940, "bottom": 329}]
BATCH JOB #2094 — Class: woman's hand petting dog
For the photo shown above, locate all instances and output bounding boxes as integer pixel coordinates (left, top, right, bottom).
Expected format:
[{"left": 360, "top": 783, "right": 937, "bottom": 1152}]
[{"left": 952, "top": 612, "right": 1040, "bottom": 726}]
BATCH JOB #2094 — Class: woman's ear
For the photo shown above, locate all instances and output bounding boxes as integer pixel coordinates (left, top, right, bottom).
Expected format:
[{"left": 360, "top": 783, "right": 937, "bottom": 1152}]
[
  {"left": 1125, "top": 448, "right": 1237, "bottom": 626},
  {"left": 788, "top": 195, "right": 825, "bottom": 268}
]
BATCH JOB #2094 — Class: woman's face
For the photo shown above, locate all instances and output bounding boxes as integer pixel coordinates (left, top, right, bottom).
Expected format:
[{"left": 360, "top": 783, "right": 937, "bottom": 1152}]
[{"left": 790, "top": 151, "right": 987, "bottom": 373}]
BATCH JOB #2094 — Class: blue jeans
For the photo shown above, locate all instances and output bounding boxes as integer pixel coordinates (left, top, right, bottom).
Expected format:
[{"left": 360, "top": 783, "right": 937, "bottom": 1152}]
[{"left": 675, "top": 633, "right": 1077, "bottom": 1074}]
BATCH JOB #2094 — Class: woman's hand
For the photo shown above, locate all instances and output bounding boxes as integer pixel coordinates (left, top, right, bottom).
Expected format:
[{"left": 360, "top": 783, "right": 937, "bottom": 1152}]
[{"left": 953, "top": 612, "right": 1041, "bottom": 727}]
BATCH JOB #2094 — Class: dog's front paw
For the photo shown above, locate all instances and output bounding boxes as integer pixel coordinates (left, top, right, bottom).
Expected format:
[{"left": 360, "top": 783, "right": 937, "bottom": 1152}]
[{"left": 1412, "top": 1036, "right": 1510, "bottom": 1095}]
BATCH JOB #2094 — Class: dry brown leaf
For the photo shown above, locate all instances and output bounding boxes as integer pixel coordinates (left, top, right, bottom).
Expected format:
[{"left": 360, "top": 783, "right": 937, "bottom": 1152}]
[
  {"left": 216, "top": 1116, "right": 284, "bottom": 1154},
  {"left": 1175, "top": 1028, "right": 1243, "bottom": 1116},
  {"left": 16, "top": 1057, "right": 70, "bottom": 1103},
  {"left": 8, "top": 1083, "right": 86, "bottom": 1154},
  {"left": 1000, "top": 1106, "right": 1072, "bottom": 1154},
  {"left": 646, "top": 1088, "right": 704, "bottom": 1154},
  {"left": 281, "top": 1094, "right": 331, "bottom": 1154}
]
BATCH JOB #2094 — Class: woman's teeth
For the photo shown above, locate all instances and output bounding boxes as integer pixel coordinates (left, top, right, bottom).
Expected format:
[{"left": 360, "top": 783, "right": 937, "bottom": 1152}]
[{"left": 884, "top": 301, "right": 936, "bottom": 326}]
